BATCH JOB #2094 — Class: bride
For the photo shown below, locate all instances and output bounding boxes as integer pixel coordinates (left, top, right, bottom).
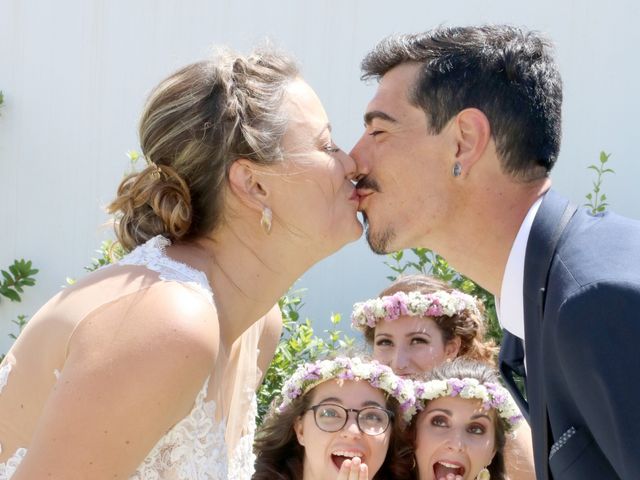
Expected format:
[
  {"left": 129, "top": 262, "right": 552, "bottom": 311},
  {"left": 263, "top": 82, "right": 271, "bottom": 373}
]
[{"left": 0, "top": 47, "right": 362, "bottom": 479}]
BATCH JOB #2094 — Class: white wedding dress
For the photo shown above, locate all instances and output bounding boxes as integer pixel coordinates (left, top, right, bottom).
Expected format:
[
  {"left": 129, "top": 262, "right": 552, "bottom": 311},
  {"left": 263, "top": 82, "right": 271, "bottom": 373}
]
[{"left": 0, "top": 236, "right": 259, "bottom": 479}]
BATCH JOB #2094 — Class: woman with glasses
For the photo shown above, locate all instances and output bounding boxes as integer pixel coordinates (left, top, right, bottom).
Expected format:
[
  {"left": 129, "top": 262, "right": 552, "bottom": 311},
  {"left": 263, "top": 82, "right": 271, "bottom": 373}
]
[{"left": 253, "top": 356, "right": 415, "bottom": 480}]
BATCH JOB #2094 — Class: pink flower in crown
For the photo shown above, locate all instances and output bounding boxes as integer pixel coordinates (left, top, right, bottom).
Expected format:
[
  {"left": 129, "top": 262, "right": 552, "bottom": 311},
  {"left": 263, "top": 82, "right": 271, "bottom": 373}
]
[
  {"left": 509, "top": 414, "right": 524, "bottom": 424},
  {"left": 426, "top": 297, "right": 444, "bottom": 317},
  {"left": 302, "top": 365, "right": 322, "bottom": 382},
  {"left": 448, "top": 378, "right": 466, "bottom": 396},
  {"left": 485, "top": 382, "right": 507, "bottom": 409},
  {"left": 382, "top": 296, "right": 399, "bottom": 320},
  {"left": 363, "top": 304, "right": 377, "bottom": 328},
  {"left": 395, "top": 292, "right": 410, "bottom": 315},
  {"left": 368, "top": 364, "right": 385, "bottom": 387},
  {"left": 383, "top": 292, "right": 409, "bottom": 321},
  {"left": 287, "top": 387, "right": 302, "bottom": 399}
]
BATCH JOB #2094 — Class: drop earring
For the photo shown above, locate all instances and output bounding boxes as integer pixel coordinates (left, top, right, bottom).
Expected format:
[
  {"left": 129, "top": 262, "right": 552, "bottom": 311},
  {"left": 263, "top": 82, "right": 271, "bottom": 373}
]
[
  {"left": 476, "top": 467, "right": 490, "bottom": 480},
  {"left": 260, "top": 206, "right": 272, "bottom": 234},
  {"left": 452, "top": 161, "right": 462, "bottom": 177}
]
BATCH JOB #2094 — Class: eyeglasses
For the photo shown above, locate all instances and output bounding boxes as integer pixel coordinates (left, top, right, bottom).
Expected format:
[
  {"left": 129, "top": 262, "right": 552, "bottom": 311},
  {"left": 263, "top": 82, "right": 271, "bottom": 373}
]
[{"left": 307, "top": 403, "right": 394, "bottom": 436}]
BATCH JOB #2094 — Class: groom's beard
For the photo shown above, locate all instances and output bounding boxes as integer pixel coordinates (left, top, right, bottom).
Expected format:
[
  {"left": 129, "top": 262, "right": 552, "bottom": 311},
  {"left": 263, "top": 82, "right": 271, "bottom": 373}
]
[
  {"left": 365, "top": 218, "right": 395, "bottom": 255},
  {"left": 356, "top": 176, "right": 395, "bottom": 255}
]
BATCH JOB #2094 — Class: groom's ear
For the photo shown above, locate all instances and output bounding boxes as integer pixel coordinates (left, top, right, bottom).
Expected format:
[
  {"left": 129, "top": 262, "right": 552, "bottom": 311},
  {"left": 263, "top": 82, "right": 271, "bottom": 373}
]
[{"left": 453, "top": 108, "right": 491, "bottom": 171}]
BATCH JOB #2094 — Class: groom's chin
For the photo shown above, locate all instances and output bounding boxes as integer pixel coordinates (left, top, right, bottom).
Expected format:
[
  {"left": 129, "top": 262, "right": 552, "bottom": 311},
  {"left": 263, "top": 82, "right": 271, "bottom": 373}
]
[{"left": 365, "top": 225, "right": 396, "bottom": 255}]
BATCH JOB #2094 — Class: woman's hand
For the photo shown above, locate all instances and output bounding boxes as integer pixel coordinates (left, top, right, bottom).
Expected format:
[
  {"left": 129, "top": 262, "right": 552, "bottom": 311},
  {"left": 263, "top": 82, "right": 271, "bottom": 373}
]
[{"left": 337, "top": 456, "right": 368, "bottom": 480}]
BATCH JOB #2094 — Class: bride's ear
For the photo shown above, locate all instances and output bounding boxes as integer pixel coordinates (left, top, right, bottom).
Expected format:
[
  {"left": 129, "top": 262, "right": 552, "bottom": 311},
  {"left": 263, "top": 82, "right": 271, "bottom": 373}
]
[
  {"left": 293, "top": 416, "right": 306, "bottom": 446},
  {"left": 453, "top": 108, "right": 491, "bottom": 172},
  {"left": 228, "top": 158, "right": 269, "bottom": 211}
]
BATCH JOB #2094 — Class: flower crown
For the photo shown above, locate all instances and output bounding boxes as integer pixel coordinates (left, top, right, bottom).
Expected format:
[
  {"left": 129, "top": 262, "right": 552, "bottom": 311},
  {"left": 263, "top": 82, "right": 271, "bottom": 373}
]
[
  {"left": 277, "top": 356, "right": 418, "bottom": 422},
  {"left": 413, "top": 377, "right": 524, "bottom": 431},
  {"left": 351, "top": 290, "right": 482, "bottom": 331}
]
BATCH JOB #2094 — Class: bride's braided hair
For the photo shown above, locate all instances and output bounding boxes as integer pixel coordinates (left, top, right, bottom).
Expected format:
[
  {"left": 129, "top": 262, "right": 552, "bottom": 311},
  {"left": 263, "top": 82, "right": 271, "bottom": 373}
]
[{"left": 108, "top": 48, "right": 298, "bottom": 251}]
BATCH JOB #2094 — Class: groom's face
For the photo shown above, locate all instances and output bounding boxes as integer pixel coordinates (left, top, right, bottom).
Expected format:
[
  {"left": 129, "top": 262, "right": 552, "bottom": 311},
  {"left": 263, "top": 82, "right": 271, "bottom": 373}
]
[{"left": 351, "top": 62, "right": 457, "bottom": 254}]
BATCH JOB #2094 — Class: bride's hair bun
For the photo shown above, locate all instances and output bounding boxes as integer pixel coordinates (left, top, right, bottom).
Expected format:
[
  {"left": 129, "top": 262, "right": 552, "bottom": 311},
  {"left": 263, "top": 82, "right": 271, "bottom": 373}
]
[
  {"left": 107, "top": 163, "right": 191, "bottom": 251},
  {"left": 107, "top": 47, "right": 299, "bottom": 251}
]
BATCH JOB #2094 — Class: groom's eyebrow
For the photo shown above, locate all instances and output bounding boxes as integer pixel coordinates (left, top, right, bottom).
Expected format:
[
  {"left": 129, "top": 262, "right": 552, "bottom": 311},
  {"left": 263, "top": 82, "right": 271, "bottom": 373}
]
[{"left": 364, "top": 110, "right": 397, "bottom": 126}]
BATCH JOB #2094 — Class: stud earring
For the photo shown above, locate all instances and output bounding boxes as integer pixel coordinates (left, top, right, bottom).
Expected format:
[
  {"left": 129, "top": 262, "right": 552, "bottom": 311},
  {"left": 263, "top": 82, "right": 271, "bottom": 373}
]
[
  {"left": 260, "top": 206, "right": 272, "bottom": 234},
  {"left": 476, "top": 467, "right": 490, "bottom": 480},
  {"left": 452, "top": 161, "right": 462, "bottom": 177}
]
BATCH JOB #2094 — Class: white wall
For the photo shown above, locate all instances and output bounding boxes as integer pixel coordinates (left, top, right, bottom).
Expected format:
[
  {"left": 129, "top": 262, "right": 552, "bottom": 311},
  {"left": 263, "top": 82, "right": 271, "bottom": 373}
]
[{"left": 1, "top": 0, "right": 639, "bottom": 353}]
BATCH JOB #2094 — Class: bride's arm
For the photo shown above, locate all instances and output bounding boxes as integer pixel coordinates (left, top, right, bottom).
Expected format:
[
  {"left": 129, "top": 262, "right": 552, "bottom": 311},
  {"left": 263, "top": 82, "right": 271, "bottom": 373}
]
[{"left": 12, "top": 284, "right": 219, "bottom": 480}]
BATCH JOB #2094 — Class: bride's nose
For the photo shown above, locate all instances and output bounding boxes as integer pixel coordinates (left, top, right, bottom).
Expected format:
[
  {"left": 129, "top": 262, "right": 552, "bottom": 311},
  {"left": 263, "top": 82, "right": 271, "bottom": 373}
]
[{"left": 337, "top": 149, "right": 358, "bottom": 181}]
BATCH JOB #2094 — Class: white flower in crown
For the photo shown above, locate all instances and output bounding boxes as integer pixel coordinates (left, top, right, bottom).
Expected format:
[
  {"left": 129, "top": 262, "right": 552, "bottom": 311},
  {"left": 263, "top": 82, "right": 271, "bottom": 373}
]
[
  {"left": 418, "top": 379, "right": 448, "bottom": 400},
  {"left": 319, "top": 360, "right": 335, "bottom": 377},
  {"left": 276, "top": 357, "right": 418, "bottom": 423},
  {"left": 351, "top": 360, "right": 372, "bottom": 379},
  {"left": 351, "top": 289, "right": 481, "bottom": 332},
  {"left": 413, "top": 377, "right": 524, "bottom": 432}
]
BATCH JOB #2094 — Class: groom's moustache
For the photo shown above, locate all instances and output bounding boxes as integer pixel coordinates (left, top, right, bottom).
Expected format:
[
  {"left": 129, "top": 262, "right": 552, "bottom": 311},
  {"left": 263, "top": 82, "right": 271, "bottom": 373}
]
[{"left": 355, "top": 176, "right": 380, "bottom": 192}]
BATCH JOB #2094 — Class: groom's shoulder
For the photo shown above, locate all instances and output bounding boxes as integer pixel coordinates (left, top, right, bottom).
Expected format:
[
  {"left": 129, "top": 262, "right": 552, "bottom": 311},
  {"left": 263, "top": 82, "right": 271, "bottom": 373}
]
[{"left": 551, "top": 210, "right": 640, "bottom": 290}]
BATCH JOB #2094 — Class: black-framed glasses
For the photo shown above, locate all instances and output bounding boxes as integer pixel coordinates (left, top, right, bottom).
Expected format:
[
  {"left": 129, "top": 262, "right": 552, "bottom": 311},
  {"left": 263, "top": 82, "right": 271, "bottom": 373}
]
[{"left": 307, "top": 403, "right": 394, "bottom": 436}]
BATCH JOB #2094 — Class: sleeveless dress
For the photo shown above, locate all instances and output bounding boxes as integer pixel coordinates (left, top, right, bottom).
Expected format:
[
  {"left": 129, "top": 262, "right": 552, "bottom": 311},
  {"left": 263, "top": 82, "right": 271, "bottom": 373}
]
[{"left": 0, "top": 236, "right": 259, "bottom": 479}]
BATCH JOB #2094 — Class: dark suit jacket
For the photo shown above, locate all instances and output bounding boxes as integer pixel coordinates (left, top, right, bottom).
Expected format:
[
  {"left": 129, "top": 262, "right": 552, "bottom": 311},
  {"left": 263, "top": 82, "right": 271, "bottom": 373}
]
[{"left": 499, "top": 189, "right": 640, "bottom": 479}]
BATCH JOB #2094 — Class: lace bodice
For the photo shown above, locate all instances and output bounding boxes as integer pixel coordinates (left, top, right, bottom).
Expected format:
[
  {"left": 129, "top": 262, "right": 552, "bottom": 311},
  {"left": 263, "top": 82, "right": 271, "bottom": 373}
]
[{"left": 0, "top": 236, "right": 258, "bottom": 479}]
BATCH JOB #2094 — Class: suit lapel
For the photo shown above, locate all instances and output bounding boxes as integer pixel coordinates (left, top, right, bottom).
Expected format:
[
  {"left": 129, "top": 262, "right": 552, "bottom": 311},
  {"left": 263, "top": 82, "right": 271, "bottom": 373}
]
[{"left": 523, "top": 190, "right": 576, "bottom": 480}]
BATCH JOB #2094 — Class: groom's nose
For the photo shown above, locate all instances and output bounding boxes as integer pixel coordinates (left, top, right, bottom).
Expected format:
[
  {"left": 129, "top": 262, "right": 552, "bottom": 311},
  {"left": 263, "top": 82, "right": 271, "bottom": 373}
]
[{"left": 349, "top": 133, "right": 371, "bottom": 178}]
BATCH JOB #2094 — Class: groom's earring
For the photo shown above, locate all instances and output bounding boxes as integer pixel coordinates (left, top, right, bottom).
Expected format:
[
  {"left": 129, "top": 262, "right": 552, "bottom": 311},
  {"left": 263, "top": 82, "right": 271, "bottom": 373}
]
[
  {"left": 452, "top": 161, "right": 462, "bottom": 177},
  {"left": 476, "top": 467, "right": 490, "bottom": 480},
  {"left": 260, "top": 206, "right": 272, "bottom": 234}
]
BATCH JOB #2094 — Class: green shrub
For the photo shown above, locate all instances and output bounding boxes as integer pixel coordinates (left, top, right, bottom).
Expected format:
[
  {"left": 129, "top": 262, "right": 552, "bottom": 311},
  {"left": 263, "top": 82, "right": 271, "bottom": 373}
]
[
  {"left": 255, "top": 289, "right": 353, "bottom": 424},
  {"left": 585, "top": 151, "right": 614, "bottom": 214}
]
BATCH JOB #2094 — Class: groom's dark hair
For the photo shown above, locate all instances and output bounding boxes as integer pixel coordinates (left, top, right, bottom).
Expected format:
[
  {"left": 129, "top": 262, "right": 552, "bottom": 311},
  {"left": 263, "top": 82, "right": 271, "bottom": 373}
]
[{"left": 361, "top": 25, "right": 562, "bottom": 182}]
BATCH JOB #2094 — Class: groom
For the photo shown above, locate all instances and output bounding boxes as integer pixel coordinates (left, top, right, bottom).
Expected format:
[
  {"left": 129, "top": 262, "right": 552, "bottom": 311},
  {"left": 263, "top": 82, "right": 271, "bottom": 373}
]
[{"left": 351, "top": 25, "right": 640, "bottom": 479}]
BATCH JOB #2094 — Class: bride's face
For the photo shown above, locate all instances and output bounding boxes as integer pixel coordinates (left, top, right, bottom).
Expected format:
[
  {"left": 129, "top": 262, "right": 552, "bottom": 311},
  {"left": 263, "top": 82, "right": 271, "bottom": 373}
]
[
  {"left": 267, "top": 78, "right": 363, "bottom": 256},
  {"left": 294, "top": 379, "right": 391, "bottom": 480}
]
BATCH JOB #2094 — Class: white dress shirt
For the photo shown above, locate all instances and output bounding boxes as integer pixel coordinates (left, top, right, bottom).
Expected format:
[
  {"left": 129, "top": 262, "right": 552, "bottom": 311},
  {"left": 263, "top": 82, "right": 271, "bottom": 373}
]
[{"left": 496, "top": 196, "right": 544, "bottom": 344}]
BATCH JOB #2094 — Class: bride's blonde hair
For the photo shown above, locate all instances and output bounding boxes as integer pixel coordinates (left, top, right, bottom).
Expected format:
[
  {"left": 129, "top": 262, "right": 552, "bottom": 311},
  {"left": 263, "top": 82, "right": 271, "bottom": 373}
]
[{"left": 108, "top": 48, "right": 298, "bottom": 250}]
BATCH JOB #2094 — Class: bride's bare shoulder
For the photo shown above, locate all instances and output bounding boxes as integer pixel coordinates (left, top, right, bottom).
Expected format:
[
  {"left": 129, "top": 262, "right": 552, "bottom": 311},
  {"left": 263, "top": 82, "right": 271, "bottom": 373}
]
[{"left": 68, "top": 277, "right": 220, "bottom": 374}]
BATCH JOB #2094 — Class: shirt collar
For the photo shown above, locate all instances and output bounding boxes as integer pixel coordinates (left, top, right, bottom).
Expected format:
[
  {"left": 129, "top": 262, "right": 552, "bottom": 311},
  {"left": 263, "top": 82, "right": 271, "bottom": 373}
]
[{"left": 496, "top": 195, "right": 544, "bottom": 341}]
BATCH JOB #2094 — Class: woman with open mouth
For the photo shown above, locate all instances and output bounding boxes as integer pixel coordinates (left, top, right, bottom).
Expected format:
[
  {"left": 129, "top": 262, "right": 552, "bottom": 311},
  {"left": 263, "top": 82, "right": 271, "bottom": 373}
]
[
  {"left": 411, "top": 359, "right": 523, "bottom": 480},
  {"left": 252, "top": 356, "right": 415, "bottom": 480},
  {"left": 351, "top": 275, "right": 535, "bottom": 480}
]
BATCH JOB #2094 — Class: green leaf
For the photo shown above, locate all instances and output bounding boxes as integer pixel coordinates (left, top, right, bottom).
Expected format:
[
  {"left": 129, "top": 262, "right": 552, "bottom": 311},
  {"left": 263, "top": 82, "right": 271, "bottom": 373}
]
[{"left": 2, "top": 289, "right": 21, "bottom": 302}]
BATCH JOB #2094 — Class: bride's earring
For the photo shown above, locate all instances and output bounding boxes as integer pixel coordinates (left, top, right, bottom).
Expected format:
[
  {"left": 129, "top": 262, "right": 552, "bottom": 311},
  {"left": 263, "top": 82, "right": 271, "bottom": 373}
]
[
  {"left": 261, "top": 206, "right": 272, "bottom": 234},
  {"left": 452, "top": 161, "right": 462, "bottom": 177},
  {"left": 476, "top": 467, "right": 490, "bottom": 480}
]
